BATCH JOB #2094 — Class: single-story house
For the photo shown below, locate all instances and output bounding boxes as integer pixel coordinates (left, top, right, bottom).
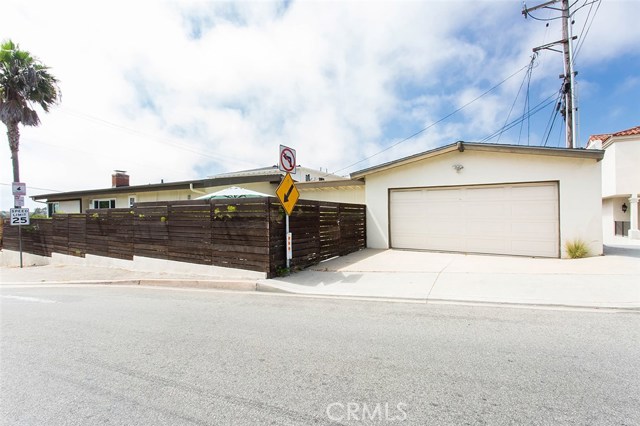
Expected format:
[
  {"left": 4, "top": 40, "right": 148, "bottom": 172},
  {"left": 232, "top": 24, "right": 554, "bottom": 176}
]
[
  {"left": 586, "top": 125, "right": 640, "bottom": 242},
  {"left": 32, "top": 165, "right": 363, "bottom": 215},
  {"left": 351, "top": 141, "right": 604, "bottom": 258}
]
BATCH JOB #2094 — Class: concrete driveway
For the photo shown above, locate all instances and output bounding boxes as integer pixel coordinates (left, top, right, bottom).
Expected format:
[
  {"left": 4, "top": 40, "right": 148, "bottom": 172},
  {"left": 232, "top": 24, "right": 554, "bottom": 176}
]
[{"left": 258, "top": 247, "right": 640, "bottom": 309}]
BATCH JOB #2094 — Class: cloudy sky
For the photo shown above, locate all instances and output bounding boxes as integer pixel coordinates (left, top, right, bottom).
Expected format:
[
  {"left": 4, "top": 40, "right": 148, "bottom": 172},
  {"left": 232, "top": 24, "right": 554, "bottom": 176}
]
[{"left": 2, "top": 0, "right": 639, "bottom": 210}]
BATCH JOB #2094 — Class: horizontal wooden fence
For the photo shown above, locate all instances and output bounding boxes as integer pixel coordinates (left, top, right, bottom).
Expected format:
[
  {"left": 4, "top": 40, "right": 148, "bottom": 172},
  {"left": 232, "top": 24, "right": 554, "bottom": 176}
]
[{"left": 1, "top": 198, "right": 366, "bottom": 277}]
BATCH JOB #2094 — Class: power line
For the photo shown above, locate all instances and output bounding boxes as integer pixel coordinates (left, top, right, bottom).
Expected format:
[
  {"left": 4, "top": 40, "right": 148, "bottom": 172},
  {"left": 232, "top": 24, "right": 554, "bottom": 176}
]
[
  {"left": 498, "top": 56, "right": 536, "bottom": 144},
  {"left": 480, "top": 91, "right": 558, "bottom": 143},
  {"left": 329, "top": 63, "right": 531, "bottom": 175},
  {"left": 0, "top": 182, "right": 62, "bottom": 193},
  {"left": 518, "top": 59, "right": 535, "bottom": 145},
  {"left": 59, "top": 107, "right": 261, "bottom": 168},
  {"left": 572, "top": 0, "right": 601, "bottom": 63},
  {"left": 541, "top": 85, "right": 564, "bottom": 145},
  {"left": 543, "top": 103, "right": 562, "bottom": 147}
]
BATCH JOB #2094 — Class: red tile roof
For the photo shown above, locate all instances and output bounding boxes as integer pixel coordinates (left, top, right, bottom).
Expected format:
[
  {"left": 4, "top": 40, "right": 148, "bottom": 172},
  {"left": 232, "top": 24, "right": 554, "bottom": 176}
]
[{"left": 588, "top": 125, "right": 640, "bottom": 145}]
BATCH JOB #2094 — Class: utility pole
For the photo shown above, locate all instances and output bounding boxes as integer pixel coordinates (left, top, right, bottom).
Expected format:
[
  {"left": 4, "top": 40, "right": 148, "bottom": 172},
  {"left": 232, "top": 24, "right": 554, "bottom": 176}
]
[{"left": 523, "top": 0, "right": 577, "bottom": 148}]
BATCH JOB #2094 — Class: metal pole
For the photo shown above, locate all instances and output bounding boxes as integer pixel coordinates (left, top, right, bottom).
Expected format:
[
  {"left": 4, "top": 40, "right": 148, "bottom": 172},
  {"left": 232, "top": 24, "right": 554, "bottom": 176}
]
[
  {"left": 561, "top": 0, "right": 574, "bottom": 148},
  {"left": 285, "top": 213, "right": 290, "bottom": 268},
  {"left": 18, "top": 223, "right": 23, "bottom": 268},
  {"left": 567, "top": 0, "right": 578, "bottom": 147}
]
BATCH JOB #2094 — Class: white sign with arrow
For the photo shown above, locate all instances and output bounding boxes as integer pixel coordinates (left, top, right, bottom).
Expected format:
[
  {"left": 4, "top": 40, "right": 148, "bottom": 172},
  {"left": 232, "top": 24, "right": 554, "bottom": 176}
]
[
  {"left": 12, "top": 182, "right": 26, "bottom": 196},
  {"left": 279, "top": 145, "right": 296, "bottom": 174}
]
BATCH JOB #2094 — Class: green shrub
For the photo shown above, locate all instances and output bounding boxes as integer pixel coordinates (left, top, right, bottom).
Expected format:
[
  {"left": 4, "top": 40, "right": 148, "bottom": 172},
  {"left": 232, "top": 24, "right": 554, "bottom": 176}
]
[{"left": 565, "top": 239, "right": 589, "bottom": 259}]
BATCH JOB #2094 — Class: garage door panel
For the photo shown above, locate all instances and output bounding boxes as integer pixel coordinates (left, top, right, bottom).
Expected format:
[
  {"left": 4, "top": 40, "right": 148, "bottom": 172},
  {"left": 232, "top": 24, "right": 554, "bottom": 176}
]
[
  {"left": 507, "top": 184, "right": 558, "bottom": 200},
  {"left": 419, "top": 236, "right": 464, "bottom": 251},
  {"left": 465, "top": 186, "right": 506, "bottom": 200},
  {"left": 465, "top": 220, "right": 509, "bottom": 236},
  {"left": 511, "top": 240, "right": 558, "bottom": 257},
  {"left": 390, "top": 183, "right": 559, "bottom": 257},
  {"left": 465, "top": 201, "right": 511, "bottom": 218},
  {"left": 466, "top": 238, "right": 509, "bottom": 253},
  {"left": 424, "top": 202, "right": 465, "bottom": 217},
  {"left": 512, "top": 201, "right": 557, "bottom": 218}
]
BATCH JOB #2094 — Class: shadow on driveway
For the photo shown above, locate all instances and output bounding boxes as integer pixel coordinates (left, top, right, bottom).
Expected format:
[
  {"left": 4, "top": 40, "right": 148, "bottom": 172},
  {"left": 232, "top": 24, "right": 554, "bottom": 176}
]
[{"left": 604, "top": 245, "right": 640, "bottom": 258}]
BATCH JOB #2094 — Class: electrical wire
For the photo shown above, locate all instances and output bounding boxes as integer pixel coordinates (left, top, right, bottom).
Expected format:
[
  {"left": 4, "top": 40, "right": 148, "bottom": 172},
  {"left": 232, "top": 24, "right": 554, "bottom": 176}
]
[
  {"left": 329, "top": 64, "right": 531, "bottom": 176},
  {"left": 59, "top": 107, "right": 262, "bottom": 169},
  {"left": 543, "top": 103, "right": 561, "bottom": 147},
  {"left": 0, "top": 182, "right": 62, "bottom": 193},
  {"left": 480, "top": 91, "right": 558, "bottom": 143},
  {"left": 497, "top": 56, "right": 536, "bottom": 144},
  {"left": 525, "top": 12, "right": 563, "bottom": 22},
  {"left": 572, "top": 0, "right": 602, "bottom": 63},
  {"left": 541, "top": 85, "right": 564, "bottom": 145},
  {"left": 518, "top": 60, "right": 535, "bottom": 145}
]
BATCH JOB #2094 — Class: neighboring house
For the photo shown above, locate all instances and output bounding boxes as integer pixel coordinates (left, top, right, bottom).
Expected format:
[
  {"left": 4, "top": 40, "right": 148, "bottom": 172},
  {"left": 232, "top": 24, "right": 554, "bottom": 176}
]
[
  {"left": 32, "top": 166, "right": 351, "bottom": 215},
  {"left": 351, "top": 141, "right": 604, "bottom": 258},
  {"left": 586, "top": 125, "right": 640, "bottom": 242}
]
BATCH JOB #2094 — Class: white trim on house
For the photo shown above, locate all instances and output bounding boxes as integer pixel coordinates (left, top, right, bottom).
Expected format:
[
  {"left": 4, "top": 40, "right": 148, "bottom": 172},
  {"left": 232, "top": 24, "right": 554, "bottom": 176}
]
[
  {"left": 353, "top": 142, "right": 603, "bottom": 258},
  {"left": 389, "top": 182, "right": 559, "bottom": 257}
]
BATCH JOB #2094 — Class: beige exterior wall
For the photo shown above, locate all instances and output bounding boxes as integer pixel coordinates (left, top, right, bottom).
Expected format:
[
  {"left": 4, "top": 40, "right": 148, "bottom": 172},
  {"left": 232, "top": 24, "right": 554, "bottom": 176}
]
[
  {"left": 299, "top": 187, "right": 365, "bottom": 204},
  {"left": 75, "top": 182, "right": 279, "bottom": 212},
  {"left": 56, "top": 200, "right": 82, "bottom": 214},
  {"left": 362, "top": 150, "right": 603, "bottom": 258}
]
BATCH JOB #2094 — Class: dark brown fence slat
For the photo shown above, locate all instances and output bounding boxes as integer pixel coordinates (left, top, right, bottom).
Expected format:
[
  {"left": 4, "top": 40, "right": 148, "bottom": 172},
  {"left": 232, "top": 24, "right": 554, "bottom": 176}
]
[{"left": 3, "top": 197, "right": 365, "bottom": 278}]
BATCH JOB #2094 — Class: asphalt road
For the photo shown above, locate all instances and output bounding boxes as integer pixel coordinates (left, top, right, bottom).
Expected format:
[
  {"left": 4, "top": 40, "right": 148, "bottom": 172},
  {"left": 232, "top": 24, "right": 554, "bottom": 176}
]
[{"left": 1, "top": 285, "right": 639, "bottom": 426}]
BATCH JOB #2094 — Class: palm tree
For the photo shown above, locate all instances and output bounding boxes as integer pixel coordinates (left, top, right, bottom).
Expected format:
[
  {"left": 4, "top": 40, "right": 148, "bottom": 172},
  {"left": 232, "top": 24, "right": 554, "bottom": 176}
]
[{"left": 0, "top": 39, "right": 60, "bottom": 189}]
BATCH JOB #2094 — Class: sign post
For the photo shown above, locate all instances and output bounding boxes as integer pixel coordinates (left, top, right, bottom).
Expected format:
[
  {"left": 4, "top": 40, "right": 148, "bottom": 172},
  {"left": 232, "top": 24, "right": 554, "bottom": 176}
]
[
  {"left": 10, "top": 208, "right": 29, "bottom": 268},
  {"left": 276, "top": 172, "right": 300, "bottom": 269},
  {"left": 11, "top": 183, "right": 28, "bottom": 269}
]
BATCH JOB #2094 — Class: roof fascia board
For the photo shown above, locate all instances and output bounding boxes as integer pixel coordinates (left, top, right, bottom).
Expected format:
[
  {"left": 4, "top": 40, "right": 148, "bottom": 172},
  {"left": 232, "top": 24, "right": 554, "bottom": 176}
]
[
  {"left": 351, "top": 142, "right": 604, "bottom": 178},
  {"left": 296, "top": 179, "right": 365, "bottom": 190},
  {"left": 32, "top": 173, "right": 283, "bottom": 201},
  {"left": 462, "top": 142, "right": 604, "bottom": 160},
  {"left": 351, "top": 143, "right": 460, "bottom": 179}
]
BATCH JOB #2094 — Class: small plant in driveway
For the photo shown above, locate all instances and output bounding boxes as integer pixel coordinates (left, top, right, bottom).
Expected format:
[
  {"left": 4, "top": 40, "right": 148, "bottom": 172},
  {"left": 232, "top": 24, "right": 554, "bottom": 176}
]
[
  {"left": 565, "top": 239, "right": 589, "bottom": 258},
  {"left": 275, "top": 266, "right": 291, "bottom": 277}
]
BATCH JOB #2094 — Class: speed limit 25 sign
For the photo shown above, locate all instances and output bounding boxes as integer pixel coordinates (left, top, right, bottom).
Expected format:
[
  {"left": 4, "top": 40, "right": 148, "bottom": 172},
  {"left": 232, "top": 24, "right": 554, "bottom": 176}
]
[{"left": 10, "top": 208, "right": 30, "bottom": 226}]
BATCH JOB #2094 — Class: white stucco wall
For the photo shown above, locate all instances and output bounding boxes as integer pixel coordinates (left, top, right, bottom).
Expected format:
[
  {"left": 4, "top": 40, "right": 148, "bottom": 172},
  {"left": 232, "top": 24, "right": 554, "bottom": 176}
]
[
  {"left": 362, "top": 150, "right": 603, "bottom": 258},
  {"left": 600, "top": 138, "right": 640, "bottom": 198},
  {"left": 602, "top": 199, "right": 615, "bottom": 242}
]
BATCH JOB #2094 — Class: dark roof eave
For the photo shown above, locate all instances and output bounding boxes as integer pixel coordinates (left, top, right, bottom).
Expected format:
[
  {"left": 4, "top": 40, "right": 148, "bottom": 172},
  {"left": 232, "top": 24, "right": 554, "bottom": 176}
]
[
  {"left": 31, "top": 173, "right": 283, "bottom": 201},
  {"left": 350, "top": 141, "right": 605, "bottom": 178}
]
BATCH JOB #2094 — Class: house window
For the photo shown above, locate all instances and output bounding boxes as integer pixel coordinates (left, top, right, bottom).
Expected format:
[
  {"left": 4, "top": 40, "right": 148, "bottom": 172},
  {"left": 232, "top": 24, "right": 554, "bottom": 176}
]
[
  {"left": 128, "top": 196, "right": 137, "bottom": 208},
  {"left": 47, "top": 202, "right": 59, "bottom": 217},
  {"left": 92, "top": 199, "right": 116, "bottom": 209},
  {"left": 615, "top": 221, "right": 630, "bottom": 236}
]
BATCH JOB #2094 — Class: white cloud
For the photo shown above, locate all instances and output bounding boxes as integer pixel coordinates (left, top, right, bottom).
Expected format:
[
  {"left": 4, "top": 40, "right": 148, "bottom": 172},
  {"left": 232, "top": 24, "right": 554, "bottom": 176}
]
[{"left": 1, "top": 0, "right": 638, "bottom": 209}]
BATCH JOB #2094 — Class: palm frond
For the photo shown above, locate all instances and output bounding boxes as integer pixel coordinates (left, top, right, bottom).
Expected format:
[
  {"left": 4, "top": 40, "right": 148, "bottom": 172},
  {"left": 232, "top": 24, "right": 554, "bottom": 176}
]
[{"left": 0, "top": 39, "right": 60, "bottom": 126}]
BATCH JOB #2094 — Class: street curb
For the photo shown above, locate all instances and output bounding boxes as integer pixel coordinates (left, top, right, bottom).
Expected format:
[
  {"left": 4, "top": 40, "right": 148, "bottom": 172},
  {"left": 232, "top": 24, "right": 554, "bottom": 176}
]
[
  {"left": 141, "top": 279, "right": 257, "bottom": 291},
  {"left": 255, "top": 282, "right": 640, "bottom": 311},
  {"left": 1, "top": 279, "right": 258, "bottom": 291},
  {"left": 4, "top": 279, "right": 638, "bottom": 312}
]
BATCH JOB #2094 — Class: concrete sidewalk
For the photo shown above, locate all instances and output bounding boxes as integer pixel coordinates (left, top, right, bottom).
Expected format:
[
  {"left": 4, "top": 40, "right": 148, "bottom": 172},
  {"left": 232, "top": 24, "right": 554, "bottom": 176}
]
[
  {"left": 2, "top": 246, "right": 639, "bottom": 310},
  {"left": 257, "top": 247, "right": 640, "bottom": 309},
  {"left": 0, "top": 263, "right": 258, "bottom": 291}
]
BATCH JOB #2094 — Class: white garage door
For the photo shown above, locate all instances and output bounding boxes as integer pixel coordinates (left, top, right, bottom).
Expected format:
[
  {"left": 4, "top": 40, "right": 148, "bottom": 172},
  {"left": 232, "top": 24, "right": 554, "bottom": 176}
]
[{"left": 390, "top": 182, "right": 559, "bottom": 257}]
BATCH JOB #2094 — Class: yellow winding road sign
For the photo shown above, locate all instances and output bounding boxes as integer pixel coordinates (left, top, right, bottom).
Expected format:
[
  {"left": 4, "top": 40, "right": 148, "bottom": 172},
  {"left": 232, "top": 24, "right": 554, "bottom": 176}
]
[{"left": 276, "top": 173, "right": 300, "bottom": 215}]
